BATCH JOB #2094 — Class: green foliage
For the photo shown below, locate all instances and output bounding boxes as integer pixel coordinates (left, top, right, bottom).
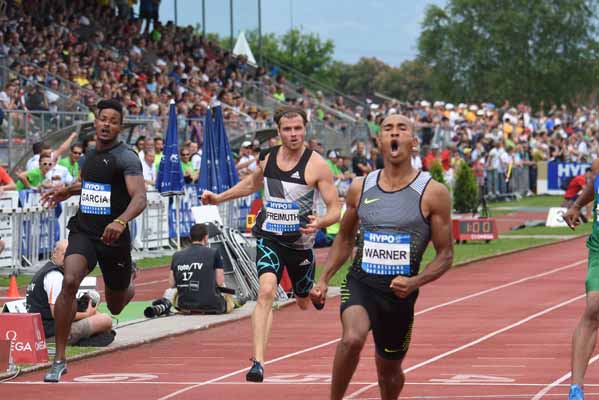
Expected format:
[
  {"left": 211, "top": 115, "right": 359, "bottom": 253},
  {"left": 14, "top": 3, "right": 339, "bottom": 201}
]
[
  {"left": 417, "top": 0, "right": 599, "bottom": 107},
  {"left": 245, "top": 29, "right": 335, "bottom": 78},
  {"left": 429, "top": 160, "right": 446, "bottom": 186},
  {"left": 453, "top": 161, "right": 479, "bottom": 214}
]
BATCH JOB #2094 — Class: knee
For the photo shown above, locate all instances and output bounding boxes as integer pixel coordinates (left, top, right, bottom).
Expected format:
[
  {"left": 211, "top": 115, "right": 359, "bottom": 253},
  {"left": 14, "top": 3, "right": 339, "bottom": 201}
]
[
  {"left": 341, "top": 332, "right": 367, "bottom": 354},
  {"left": 61, "top": 274, "right": 82, "bottom": 297},
  {"left": 107, "top": 302, "right": 125, "bottom": 315},
  {"left": 95, "top": 313, "right": 113, "bottom": 332},
  {"left": 257, "top": 284, "right": 277, "bottom": 306},
  {"left": 583, "top": 302, "right": 599, "bottom": 326},
  {"left": 378, "top": 367, "right": 404, "bottom": 387}
]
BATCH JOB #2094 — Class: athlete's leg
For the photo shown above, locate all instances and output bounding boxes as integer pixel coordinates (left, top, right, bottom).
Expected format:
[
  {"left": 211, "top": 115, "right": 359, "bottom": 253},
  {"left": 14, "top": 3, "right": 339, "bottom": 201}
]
[
  {"left": 99, "top": 244, "right": 135, "bottom": 315},
  {"left": 375, "top": 355, "right": 405, "bottom": 400},
  {"left": 571, "top": 291, "right": 599, "bottom": 387},
  {"left": 331, "top": 305, "right": 370, "bottom": 400},
  {"left": 252, "top": 272, "right": 278, "bottom": 363},
  {"left": 53, "top": 254, "right": 89, "bottom": 361}
]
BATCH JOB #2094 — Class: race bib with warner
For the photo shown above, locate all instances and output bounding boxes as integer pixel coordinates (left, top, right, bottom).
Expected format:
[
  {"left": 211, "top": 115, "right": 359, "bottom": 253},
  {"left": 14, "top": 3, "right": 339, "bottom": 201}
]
[
  {"left": 263, "top": 200, "right": 300, "bottom": 234},
  {"left": 80, "top": 180, "right": 111, "bottom": 215},
  {"left": 361, "top": 231, "right": 411, "bottom": 276}
]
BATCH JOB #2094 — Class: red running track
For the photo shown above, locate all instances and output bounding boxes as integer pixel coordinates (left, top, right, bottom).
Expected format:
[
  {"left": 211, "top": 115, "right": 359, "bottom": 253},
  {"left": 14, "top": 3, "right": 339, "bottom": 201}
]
[{"left": 2, "top": 237, "right": 594, "bottom": 400}]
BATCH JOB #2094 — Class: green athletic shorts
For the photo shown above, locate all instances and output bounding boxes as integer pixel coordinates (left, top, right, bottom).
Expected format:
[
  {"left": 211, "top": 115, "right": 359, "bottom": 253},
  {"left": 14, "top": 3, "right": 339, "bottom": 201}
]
[{"left": 586, "top": 251, "right": 599, "bottom": 293}]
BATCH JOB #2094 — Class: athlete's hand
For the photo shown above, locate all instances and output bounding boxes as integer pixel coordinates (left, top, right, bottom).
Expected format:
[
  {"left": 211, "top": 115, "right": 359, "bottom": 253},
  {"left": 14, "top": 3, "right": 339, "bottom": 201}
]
[
  {"left": 390, "top": 276, "right": 418, "bottom": 299},
  {"left": 300, "top": 215, "right": 320, "bottom": 235},
  {"left": 309, "top": 280, "right": 328, "bottom": 307},
  {"left": 564, "top": 206, "right": 582, "bottom": 230},
  {"left": 40, "top": 186, "right": 70, "bottom": 208},
  {"left": 101, "top": 221, "right": 125, "bottom": 245},
  {"left": 201, "top": 190, "right": 220, "bottom": 205}
]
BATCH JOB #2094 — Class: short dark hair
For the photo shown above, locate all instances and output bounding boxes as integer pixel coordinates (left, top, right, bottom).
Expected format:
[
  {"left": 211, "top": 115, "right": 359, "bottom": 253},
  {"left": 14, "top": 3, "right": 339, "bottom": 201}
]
[
  {"left": 190, "top": 223, "right": 208, "bottom": 242},
  {"left": 96, "top": 99, "right": 124, "bottom": 123},
  {"left": 586, "top": 167, "right": 592, "bottom": 173},
  {"left": 71, "top": 143, "right": 82, "bottom": 151},
  {"left": 274, "top": 106, "right": 307, "bottom": 126}
]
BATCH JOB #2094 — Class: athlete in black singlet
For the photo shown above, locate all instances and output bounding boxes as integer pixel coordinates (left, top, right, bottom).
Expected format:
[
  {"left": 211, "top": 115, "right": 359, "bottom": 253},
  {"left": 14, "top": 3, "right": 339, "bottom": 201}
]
[
  {"left": 201, "top": 106, "right": 340, "bottom": 382},
  {"left": 41, "top": 99, "right": 147, "bottom": 382}
]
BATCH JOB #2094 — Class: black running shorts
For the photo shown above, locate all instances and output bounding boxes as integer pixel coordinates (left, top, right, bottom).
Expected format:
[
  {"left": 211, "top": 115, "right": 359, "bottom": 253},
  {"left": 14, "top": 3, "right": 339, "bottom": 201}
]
[
  {"left": 65, "top": 232, "right": 133, "bottom": 291},
  {"left": 255, "top": 236, "right": 315, "bottom": 297},
  {"left": 340, "top": 273, "right": 418, "bottom": 360}
]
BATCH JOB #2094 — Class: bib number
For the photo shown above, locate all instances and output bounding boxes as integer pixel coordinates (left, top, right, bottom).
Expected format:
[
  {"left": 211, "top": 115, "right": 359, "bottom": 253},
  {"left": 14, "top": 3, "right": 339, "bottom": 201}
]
[
  {"left": 361, "top": 231, "right": 411, "bottom": 276},
  {"left": 80, "top": 180, "right": 111, "bottom": 215},
  {"left": 263, "top": 200, "right": 300, "bottom": 234}
]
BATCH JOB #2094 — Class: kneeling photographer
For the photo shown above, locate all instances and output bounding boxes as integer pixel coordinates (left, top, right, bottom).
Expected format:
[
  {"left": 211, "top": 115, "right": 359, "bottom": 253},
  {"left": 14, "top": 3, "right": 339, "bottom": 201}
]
[
  {"left": 163, "top": 223, "right": 234, "bottom": 314},
  {"left": 26, "top": 240, "right": 114, "bottom": 346}
]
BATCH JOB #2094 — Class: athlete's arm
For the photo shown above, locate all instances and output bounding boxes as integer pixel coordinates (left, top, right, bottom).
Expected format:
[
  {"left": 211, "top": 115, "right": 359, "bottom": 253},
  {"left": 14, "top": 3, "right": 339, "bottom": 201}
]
[
  {"left": 101, "top": 175, "right": 147, "bottom": 245},
  {"left": 300, "top": 155, "right": 340, "bottom": 234},
  {"left": 390, "top": 180, "right": 453, "bottom": 299},
  {"left": 201, "top": 159, "right": 264, "bottom": 205},
  {"left": 564, "top": 158, "right": 599, "bottom": 229},
  {"left": 310, "top": 178, "right": 362, "bottom": 305}
]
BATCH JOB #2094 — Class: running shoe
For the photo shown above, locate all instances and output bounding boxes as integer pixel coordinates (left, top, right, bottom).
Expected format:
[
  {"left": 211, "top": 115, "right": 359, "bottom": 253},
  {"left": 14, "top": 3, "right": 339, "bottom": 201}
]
[
  {"left": 245, "top": 358, "right": 264, "bottom": 382},
  {"left": 569, "top": 384, "right": 584, "bottom": 400},
  {"left": 44, "top": 360, "right": 68, "bottom": 382}
]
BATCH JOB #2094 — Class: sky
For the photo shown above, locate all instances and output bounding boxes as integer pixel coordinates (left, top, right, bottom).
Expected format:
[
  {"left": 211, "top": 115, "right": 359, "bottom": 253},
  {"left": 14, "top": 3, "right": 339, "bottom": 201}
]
[{"left": 158, "top": 0, "right": 447, "bottom": 67}]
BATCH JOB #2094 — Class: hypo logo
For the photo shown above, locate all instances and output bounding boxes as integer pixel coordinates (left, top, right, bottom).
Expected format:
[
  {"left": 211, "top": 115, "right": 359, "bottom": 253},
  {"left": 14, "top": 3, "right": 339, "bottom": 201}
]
[
  {"left": 84, "top": 183, "right": 104, "bottom": 191},
  {"left": 368, "top": 233, "right": 397, "bottom": 243}
]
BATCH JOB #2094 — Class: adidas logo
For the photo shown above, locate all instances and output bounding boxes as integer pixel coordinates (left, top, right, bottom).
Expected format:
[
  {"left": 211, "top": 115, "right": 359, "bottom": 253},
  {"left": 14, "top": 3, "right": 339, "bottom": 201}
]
[
  {"left": 299, "top": 259, "right": 311, "bottom": 266},
  {"left": 290, "top": 171, "right": 300, "bottom": 179}
]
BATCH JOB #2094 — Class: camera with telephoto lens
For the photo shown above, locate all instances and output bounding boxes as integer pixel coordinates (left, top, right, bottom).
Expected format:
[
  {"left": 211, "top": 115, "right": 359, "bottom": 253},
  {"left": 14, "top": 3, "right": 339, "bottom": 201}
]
[
  {"left": 76, "top": 292, "right": 99, "bottom": 312},
  {"left": 144, "top": 298, "right": 173, "bottom": 318}
]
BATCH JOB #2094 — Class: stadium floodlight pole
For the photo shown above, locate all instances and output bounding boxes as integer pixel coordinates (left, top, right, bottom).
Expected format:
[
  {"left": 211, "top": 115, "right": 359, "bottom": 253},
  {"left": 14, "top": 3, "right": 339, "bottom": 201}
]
[
  {"left": 230, "top": 0, "right": 234, "bottom": 52},
  {"left": 258, "top": 0, "right": 262, "bottom": 65},
  {"left": 174, "top": 0, "right": 178, "bottom": 26},
  {"left": 202, "top": 0, "right": 206, "bottom": 36}
]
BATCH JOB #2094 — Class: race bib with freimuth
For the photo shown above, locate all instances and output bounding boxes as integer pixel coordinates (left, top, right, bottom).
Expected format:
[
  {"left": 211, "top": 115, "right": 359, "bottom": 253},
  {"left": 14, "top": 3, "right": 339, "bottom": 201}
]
[{"left": 263, "top": 199, "right": 300, "bottom": 234}]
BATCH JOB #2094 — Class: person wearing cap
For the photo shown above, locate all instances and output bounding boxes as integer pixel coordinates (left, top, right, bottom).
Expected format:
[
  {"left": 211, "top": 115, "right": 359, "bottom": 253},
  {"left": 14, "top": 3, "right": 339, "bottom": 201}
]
[
  {"left": 236, "top": 141, "right": 256, "bottom": 177},
  {"left": 326, "top": 150, "right": 344, "bottom": 180}
]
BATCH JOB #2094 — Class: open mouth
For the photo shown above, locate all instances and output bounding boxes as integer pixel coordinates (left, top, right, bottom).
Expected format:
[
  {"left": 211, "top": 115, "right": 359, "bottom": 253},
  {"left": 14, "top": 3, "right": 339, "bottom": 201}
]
[{"left": 390, "top": 140, "right": 399, "bottom": 155}]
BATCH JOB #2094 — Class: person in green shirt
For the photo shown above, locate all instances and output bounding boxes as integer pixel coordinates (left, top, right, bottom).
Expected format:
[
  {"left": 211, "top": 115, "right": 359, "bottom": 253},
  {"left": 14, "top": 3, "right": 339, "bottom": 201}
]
[
  {"left": 326, "top": 150, "right": 343, "bottom": 179},
  {"left": 58, "top": 144, "right": 82, "bottom": 180},
  {"left": 180, "top": 148, "right": 198, "bottom": 184},
  {"left": 153, "top": 137, "right": 164, "bottom": 169},
  {"left": 16, "top": 154, "right": 54, "bottom": 191}
]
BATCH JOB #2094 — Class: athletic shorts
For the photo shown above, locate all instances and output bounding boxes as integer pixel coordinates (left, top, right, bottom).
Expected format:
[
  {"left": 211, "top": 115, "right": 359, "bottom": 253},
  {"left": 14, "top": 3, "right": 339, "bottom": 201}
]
[
  {"left": 340, "top": 273, "right": 418, "bottom": 360},
  {"left": 65, "top": 232, "right": 133, "bottom": 291},
  {"left": 255, "top": 236, "right": 315, "bottom": 297},
  {"left": 587, "top": 250, "right": 599, "bottom": 293}
]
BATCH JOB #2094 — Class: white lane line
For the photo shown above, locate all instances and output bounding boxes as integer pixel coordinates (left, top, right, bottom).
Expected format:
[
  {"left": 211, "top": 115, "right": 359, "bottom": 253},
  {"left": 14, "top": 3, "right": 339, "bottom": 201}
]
[
  {"left": 156, "top": 338, "right": 340, "bottom": 400},
  {"left": 471, "top": 365, "right": 526, "bottom": 368},
  {"left": 416, "top": 259, "right": 585, "bottom": 315},
  {"left": 345, "top": 294, "right": 586, "bottom": 399},
  {"left": 477, "top": 357, "right": 555, "bottom": 360},
  {"left": 531, "top": 353, "right": 599, "bottom": 399},
  {"left": 355, "top": 394, "right": 599, "bottom": 400},
  {"left": 154, "top": 258, "right": 586, "bottom": 400}
]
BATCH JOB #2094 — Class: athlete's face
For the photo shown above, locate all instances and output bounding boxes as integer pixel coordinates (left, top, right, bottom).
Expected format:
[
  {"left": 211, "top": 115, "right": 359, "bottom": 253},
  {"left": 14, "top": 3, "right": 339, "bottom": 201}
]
[
  {"left": 277, "top": 115, "right": 305, "bottom": 151},
  {"left": 377, "top": 115, "right": 417, "bottom": 165},
  {"left": 95, "top": 108, "right": 122, "bottom": 143}
]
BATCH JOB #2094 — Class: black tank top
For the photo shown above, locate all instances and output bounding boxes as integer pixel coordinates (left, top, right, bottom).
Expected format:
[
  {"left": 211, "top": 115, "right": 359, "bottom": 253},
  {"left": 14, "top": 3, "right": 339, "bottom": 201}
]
[
  {"left": 252, "top": 145, "right": 318, "bottom": 250},
  {"left": 26, "top": 261, "right": 62, "bottom": 336}
]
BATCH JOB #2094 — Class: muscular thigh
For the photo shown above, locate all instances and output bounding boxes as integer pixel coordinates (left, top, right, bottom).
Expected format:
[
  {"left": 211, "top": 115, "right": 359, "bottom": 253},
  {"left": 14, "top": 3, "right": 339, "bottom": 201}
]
[{"left": 96, "top": 242, "right": 132, "bottom": 291}]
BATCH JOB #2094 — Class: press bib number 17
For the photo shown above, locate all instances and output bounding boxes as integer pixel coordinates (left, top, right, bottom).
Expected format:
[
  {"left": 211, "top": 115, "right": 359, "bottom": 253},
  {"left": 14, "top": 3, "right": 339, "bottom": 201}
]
[
  {"left": 263, "top": 200, "right": 300, "bottom": 234},
  {"left": 361, "top": 231, "right": 411, "bottom": 276},
  {"left": 80, "top": 181, "right": 111, "bottom": 215}
]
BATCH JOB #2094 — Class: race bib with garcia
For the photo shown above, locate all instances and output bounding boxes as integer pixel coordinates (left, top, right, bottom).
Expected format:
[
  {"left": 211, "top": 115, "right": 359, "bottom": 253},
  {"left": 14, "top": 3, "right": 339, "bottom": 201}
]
[
  {"left": 80, "top": 180, "right": 111, "bottom": 215},
  {"left": 263, "top": 200, "right": 300, "bottom": 234},
  {"left": 361, "top": 231, "right": 411, "bottom": 276}
]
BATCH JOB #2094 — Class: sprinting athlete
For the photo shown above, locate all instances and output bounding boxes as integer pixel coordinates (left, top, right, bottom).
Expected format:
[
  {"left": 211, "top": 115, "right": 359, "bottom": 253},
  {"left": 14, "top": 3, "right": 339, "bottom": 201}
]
[
  {"left": 564, "top": 159, "right": 599, "bottom": 400},
  {"left": 311, "top": 114, "right": 453, "bottom": 399},
  {"left": 41, "top": 99, "right": 147, "bottom": 382},
  {"left": 201, "top": 106, "right": 340, "bottom": 382}
]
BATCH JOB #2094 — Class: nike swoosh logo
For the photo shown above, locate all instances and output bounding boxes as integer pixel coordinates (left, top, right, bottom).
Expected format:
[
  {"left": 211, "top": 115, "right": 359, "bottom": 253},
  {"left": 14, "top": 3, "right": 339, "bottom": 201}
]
[
  {"left": 364, "top": 198, "right": 380, "bottom": 205},
  {"left": 384, "top": 347, "right": 402, "bottom": 353}
]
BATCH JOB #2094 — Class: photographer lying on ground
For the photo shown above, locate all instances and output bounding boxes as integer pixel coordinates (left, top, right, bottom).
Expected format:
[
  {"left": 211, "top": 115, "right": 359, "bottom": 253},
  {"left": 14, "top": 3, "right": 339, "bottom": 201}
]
[
  {"left": 25, "top": 240, "right": 114, "bottom": 346},
  {"left": 161, "top": 223, "right": 235, "bottom": 314}
]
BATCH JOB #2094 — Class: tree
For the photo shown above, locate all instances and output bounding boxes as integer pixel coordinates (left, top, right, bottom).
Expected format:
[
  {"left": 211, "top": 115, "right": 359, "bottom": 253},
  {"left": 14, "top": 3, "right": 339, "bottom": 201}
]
[
  {"left": 453, "top": 161, "right": 478, "bottom": 214},
  {"left": 429, "top": 161, "right": 446, "bottom": 187},
  {"left": 418, "top": 0, "right": 599, "bottom": 107},
  {"left": 245, "top": 29, "right": 335, "bottom": 78}
]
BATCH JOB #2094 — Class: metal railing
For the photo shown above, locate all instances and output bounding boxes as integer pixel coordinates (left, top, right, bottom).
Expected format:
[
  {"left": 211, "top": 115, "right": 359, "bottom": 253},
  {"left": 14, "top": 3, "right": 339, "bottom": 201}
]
[{"left": 1, "top": 109, "right": 89, "bottom": 170}]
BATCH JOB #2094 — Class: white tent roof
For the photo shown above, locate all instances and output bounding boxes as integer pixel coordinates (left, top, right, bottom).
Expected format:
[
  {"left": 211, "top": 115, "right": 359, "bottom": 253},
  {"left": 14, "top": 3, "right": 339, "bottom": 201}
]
[{"left": 233, "top": 31, "right": 257, "bottom": 66}]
